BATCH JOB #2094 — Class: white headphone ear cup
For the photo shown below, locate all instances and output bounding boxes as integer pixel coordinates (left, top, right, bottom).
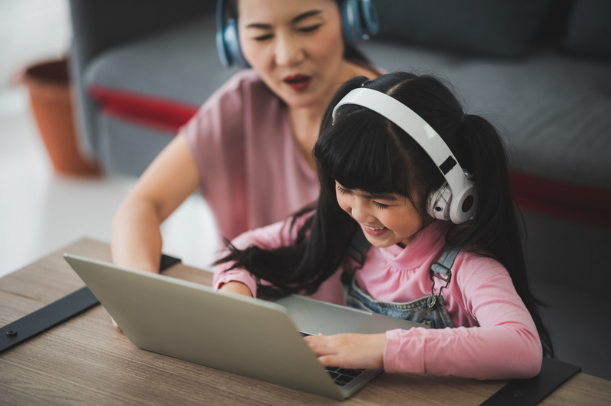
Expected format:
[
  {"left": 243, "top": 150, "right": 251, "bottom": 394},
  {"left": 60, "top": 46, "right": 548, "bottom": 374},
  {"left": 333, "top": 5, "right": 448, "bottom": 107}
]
[
  {"left": 449, "top": 183, "right": 477, "bottom": 224},
  {"left": 427, "top": 183, "right": 452, "bottom": 221}
]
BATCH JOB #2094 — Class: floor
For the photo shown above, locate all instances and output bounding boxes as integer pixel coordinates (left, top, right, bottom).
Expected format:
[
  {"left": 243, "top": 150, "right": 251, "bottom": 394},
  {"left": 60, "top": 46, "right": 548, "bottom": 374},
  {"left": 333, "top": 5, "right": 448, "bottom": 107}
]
[{"left": 0, "top": 0, "right": 218, "bottom": 278}]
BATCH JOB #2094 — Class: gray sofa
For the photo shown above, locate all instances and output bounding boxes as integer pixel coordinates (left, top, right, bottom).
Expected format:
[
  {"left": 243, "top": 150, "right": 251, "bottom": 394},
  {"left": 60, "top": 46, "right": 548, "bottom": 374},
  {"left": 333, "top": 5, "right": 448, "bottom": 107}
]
[{"left": 68, "top": 0, "right": 611, "bottom": 379}]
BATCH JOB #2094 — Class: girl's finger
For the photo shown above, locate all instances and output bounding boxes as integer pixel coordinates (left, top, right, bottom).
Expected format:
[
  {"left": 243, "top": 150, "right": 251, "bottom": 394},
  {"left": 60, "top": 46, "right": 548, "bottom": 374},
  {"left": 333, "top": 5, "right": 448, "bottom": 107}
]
[{"left": 317, "top": 355, "right": 338, "bottom": 367}]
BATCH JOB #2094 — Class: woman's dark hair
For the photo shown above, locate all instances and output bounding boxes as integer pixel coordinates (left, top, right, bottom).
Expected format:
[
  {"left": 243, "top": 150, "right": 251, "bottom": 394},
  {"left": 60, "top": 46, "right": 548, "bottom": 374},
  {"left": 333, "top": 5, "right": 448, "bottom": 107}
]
[
  {"left": 216, "top": 71, "right": 554, "bottom": 358},
  {"left": 226, "top": 0, "right": 371, "bottom": 64}
]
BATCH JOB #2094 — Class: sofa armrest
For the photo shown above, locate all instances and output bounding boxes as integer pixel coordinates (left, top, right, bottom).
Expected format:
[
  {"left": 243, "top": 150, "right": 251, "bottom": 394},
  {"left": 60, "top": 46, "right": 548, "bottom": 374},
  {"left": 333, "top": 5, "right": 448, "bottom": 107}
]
[{"left": 67, "top": 0, "right": 214, "bottom": 163}]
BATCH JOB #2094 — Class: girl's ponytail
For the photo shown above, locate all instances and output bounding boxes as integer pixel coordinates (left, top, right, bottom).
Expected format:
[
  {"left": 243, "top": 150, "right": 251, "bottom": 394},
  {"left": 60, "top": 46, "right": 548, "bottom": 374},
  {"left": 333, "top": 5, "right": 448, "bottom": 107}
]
[
  {"left": 452, "top": 114, "right": 554, "bottom": 358},
  {"left": 452, "top": 114, "right": 514, "bottom": 248}
]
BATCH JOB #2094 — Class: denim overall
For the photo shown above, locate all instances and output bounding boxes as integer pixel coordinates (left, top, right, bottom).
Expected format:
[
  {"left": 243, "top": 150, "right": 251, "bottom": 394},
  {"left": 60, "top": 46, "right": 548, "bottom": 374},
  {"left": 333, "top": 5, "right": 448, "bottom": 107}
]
[{"left": 343, "top": 230, "right": 458, "bottom": 329}]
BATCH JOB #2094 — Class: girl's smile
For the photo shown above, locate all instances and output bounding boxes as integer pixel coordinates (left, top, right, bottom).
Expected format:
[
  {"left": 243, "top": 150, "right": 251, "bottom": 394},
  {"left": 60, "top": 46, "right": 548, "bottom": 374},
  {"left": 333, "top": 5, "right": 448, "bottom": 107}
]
[
  {"left": 335, "top": 182, "right": 429, "bottom": 248},
  {"left": 362, "top": 224, "right": 388, "bottom": 237}
]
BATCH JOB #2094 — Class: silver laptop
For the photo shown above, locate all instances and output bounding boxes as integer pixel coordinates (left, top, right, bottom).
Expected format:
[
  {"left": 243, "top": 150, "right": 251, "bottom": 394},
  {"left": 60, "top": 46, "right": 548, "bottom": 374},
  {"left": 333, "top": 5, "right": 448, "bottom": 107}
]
[{"left": 64, "top": 254, "right": 426, "bottom": 400}]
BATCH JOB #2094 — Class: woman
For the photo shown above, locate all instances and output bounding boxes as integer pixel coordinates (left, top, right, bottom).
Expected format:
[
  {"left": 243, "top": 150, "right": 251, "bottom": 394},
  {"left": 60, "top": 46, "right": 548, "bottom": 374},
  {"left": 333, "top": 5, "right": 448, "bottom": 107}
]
[{"left": 110, "top": 0, "right": 381, "bottom": 287}]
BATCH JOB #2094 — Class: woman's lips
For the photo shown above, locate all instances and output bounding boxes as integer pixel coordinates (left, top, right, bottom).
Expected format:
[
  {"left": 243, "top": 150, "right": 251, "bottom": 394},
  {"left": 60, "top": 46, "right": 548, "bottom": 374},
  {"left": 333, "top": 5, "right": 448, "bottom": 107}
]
[
  {"left": 362, "top": 224, "right": 388, "bottom": 237},
  {"left": 283, "top": 74, "right": 311, "bottom": 91}
]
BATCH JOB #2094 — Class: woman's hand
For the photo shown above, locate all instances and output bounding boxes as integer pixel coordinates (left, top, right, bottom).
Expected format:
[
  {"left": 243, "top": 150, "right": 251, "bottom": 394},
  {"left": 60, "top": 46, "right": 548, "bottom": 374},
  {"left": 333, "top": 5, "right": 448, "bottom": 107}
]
[
  {"left": 111, "top": 317, "right": 122, "bottom": 331},
  {"left": 304, "top": 333, "right": 387, "bottom": 370},
  {"left": 218, "top": 281, "right": 253, "bottom": 297}
]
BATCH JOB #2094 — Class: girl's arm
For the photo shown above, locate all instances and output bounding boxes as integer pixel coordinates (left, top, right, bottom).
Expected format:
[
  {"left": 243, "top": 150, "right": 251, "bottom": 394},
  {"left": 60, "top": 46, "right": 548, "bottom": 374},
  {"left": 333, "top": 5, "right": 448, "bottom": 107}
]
[
  {"left": 215, "top": 216, "right": 309, "bottom": 297},
  {"left": 305, "top": 256, "right": 542, "bottom": 379},
  {"left": 383, "top": 255, "right": 542, "bottom": 379},
  {"left": 111, "top": 134, "right": 199, "bottom": 273}
]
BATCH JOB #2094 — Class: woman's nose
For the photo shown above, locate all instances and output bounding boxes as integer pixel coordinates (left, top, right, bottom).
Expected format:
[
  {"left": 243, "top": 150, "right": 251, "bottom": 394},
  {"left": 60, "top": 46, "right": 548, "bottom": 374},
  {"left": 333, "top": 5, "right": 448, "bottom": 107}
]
[{"left": 274, "top": 33, "right": 304, "bottom": 66}]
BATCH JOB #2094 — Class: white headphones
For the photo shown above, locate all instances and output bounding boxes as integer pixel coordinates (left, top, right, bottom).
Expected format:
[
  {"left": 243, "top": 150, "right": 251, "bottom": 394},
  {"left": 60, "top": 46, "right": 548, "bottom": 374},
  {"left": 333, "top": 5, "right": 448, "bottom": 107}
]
[{"left": 332, "top": 88, "right": 477, "bottom": 224}]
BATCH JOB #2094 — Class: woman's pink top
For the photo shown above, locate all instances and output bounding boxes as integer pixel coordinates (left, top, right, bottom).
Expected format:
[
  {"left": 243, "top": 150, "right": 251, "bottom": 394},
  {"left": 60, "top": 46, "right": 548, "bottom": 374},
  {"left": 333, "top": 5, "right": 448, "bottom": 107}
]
[
  {"left": 181, "top": 70, "right": 319, "bottom": 241},
  {"left": 213, "top": 218, "right": 543, "bottom": 380}
]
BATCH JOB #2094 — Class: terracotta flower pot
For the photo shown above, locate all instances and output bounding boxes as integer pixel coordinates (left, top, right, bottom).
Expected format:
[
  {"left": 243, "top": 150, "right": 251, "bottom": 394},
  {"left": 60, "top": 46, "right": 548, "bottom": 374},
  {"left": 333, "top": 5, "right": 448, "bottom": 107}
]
[{"left": 20, "top": 59, "right": 99, "bottom": 176}]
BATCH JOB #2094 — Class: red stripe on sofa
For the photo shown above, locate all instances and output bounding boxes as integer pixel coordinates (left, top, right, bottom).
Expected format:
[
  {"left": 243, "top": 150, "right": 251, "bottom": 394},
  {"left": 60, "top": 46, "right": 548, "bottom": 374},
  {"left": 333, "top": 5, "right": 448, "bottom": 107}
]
[
  {"left": 88, "top": 85, "right": 199, "bottom": 134},
  {"left": 510, "top": 171, "right": 611, "bottom": 228}
]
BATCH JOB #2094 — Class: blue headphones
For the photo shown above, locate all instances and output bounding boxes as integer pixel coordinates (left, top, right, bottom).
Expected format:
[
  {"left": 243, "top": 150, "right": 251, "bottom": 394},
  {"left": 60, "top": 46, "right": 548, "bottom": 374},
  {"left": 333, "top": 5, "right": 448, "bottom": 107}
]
[{"left": 216, "top": 0, "right": 379, "bottom": 68}]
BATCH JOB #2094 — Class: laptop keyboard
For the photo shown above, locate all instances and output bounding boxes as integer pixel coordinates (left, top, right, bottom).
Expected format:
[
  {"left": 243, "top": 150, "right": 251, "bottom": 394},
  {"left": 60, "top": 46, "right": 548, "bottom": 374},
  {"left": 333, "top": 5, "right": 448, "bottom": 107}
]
[
  {"left": 301, "top": 332, "right": 365, "bottom": 386},
  {"left": 324, "top": 366, "right": 365, "bottom": 386}
]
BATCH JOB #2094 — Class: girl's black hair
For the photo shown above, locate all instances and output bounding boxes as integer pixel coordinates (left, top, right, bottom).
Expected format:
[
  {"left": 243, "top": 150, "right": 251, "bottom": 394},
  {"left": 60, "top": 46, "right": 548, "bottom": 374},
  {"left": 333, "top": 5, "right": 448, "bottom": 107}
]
[
  {"left": 226, "top": 0, "right": 371, "bottom": 64},
  {"left": 216, "top": 71, "right": 554, "bottom": 358}
]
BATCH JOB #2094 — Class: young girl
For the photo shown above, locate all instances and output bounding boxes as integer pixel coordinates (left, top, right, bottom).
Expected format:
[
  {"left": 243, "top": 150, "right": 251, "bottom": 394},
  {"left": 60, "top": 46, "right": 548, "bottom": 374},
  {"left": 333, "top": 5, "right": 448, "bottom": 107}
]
[{"left": 214, "top": 72, "right": 553, "bottom": 380}]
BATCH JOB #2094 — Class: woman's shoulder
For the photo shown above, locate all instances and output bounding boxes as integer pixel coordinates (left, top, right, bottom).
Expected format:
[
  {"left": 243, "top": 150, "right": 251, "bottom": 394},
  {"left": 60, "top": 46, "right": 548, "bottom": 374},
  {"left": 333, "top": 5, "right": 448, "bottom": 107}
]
[
  {"left": 347, "top": 59, "right": 386, "bottom": 79},
  {"left": 215, "top": 69, "right": 271, "bottom": 99},
  {"left": 187, "top": 70, "right": 274, "bottom": 125}
]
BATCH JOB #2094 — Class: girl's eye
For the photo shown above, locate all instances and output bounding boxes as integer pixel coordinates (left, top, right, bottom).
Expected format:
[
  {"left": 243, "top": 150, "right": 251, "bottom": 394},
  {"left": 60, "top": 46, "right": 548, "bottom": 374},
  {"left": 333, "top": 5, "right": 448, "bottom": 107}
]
[
  {"left": 299, "top": 24, "right": 321, "bottom": 33},
  {"left": 373, "top": 201, "right": 389, "bottom": 209},
  {"left": 253, "top": 34, "right": 273, "bottom": 42},
  {"left": 336, "top": 184, "right": 351, "bottom": 195}
]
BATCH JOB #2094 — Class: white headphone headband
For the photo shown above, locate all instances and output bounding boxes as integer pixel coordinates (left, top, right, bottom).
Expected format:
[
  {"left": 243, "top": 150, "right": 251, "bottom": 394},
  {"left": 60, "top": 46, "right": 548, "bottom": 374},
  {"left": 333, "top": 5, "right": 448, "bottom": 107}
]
[{"left": 332, "top": 88, "right": 477, "bottom": 223}]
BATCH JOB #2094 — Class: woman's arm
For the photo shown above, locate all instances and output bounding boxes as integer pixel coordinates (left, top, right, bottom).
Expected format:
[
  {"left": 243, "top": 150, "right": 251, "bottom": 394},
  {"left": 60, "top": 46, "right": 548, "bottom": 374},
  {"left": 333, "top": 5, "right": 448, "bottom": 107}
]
[{"left": 111, "top": 134, "right": 199, "bottom": 273}]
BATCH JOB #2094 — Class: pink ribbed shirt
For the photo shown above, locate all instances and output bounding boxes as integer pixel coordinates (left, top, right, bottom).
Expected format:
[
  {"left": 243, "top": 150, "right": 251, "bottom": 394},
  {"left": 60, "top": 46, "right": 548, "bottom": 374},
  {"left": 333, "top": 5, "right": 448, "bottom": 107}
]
[{"left": 181, "top": 70, "right": 319, "bottom": 241}]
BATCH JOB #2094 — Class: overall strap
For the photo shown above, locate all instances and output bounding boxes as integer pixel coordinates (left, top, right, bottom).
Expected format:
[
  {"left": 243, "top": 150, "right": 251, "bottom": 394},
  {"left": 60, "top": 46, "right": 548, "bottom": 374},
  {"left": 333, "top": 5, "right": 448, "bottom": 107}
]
[{"left": 427, "top": 247, "right": 461, "bottom": 309}]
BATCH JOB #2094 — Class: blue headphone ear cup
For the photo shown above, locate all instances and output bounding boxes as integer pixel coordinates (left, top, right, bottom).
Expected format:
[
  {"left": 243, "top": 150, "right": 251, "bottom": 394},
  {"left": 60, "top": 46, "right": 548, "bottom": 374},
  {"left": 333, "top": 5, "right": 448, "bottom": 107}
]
[
  {"left": 216, "top": 28, "right": 231, "bottom": 67},
  {"left": 224, "top": 19, "right": 250, "bottom": 68},
  {"left": 360, "top": 0, "right": 380, "bottom": 38},
  {"left": 216, "top": 0, "right": 230, "bottom": 67},
  {"left": 340, "top": 0, "right": 379, "bottom": 45},
  {"left": 341, "top": 0, "right": 361, "bottom": 46}
]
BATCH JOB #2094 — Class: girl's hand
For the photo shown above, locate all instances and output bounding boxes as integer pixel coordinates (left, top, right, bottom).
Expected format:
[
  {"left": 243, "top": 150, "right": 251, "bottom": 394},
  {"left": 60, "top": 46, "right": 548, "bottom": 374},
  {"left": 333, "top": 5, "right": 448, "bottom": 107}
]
[
  {"left": 304, "top": 333, "right": 387, "bottom": 370},
  {"left": 218, "top": 281, "right": 253, "bottom": 297}
]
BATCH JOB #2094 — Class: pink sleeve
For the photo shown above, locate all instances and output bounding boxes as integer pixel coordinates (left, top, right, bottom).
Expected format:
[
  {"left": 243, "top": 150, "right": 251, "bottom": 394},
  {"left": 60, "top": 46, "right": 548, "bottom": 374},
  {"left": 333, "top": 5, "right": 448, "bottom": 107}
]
[
  {"left": 383, "top": 255, "right": 542, "bottom": 379},
  {"left": 212, "top": 215, "right": 308, "bottom": 297}
]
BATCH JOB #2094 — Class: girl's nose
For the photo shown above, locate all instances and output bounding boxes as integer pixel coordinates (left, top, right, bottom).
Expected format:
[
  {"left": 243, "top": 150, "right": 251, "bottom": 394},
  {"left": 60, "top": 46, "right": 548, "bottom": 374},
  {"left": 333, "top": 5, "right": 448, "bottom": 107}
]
[
  {"left": 274, "top": 34, "right": 304, "bottom": 66},
  {"left": 350, "top": 199, "right": 375, "bottom": 223}
]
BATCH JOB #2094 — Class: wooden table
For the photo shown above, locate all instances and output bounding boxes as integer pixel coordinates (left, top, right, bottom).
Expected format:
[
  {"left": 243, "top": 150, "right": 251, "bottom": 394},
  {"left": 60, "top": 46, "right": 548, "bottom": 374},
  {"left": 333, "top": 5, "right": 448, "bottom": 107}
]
[{"left": 1, "top": 238, "right": 610, "bottom": 405}]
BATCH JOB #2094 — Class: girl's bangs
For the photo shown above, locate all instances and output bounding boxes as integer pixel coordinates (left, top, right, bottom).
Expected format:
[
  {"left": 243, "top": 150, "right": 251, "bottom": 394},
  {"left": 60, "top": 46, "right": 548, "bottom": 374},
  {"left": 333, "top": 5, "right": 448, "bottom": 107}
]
[{"left": 317, "top": 109, "right": 413, "bottom": 197}]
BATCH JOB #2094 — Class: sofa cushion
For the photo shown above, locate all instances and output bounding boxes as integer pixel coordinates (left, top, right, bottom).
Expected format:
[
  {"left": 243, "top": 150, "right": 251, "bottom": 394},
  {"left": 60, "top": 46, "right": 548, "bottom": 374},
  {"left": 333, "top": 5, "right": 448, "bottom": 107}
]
[
  {"left": 361, "top": 41, "right": 611, "bottom": 189},
  {"left": 563, "top": 0, "right": 611, "bottom": 60},
  {"left": 375, "top": 0, "right": 555, "bottom": 58}
]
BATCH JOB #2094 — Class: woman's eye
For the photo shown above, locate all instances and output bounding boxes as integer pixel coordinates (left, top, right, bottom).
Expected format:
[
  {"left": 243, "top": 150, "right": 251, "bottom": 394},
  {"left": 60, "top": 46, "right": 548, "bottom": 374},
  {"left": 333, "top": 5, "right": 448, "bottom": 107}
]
[
  {"left": 299, "top": 24, "right": 321, "bottom": 33},
  {"left": 373, "top": 201, "right": 389, "bottom": 209},
  {"left": 253, "top": 34, "right": 273, "bottom": 42}
]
